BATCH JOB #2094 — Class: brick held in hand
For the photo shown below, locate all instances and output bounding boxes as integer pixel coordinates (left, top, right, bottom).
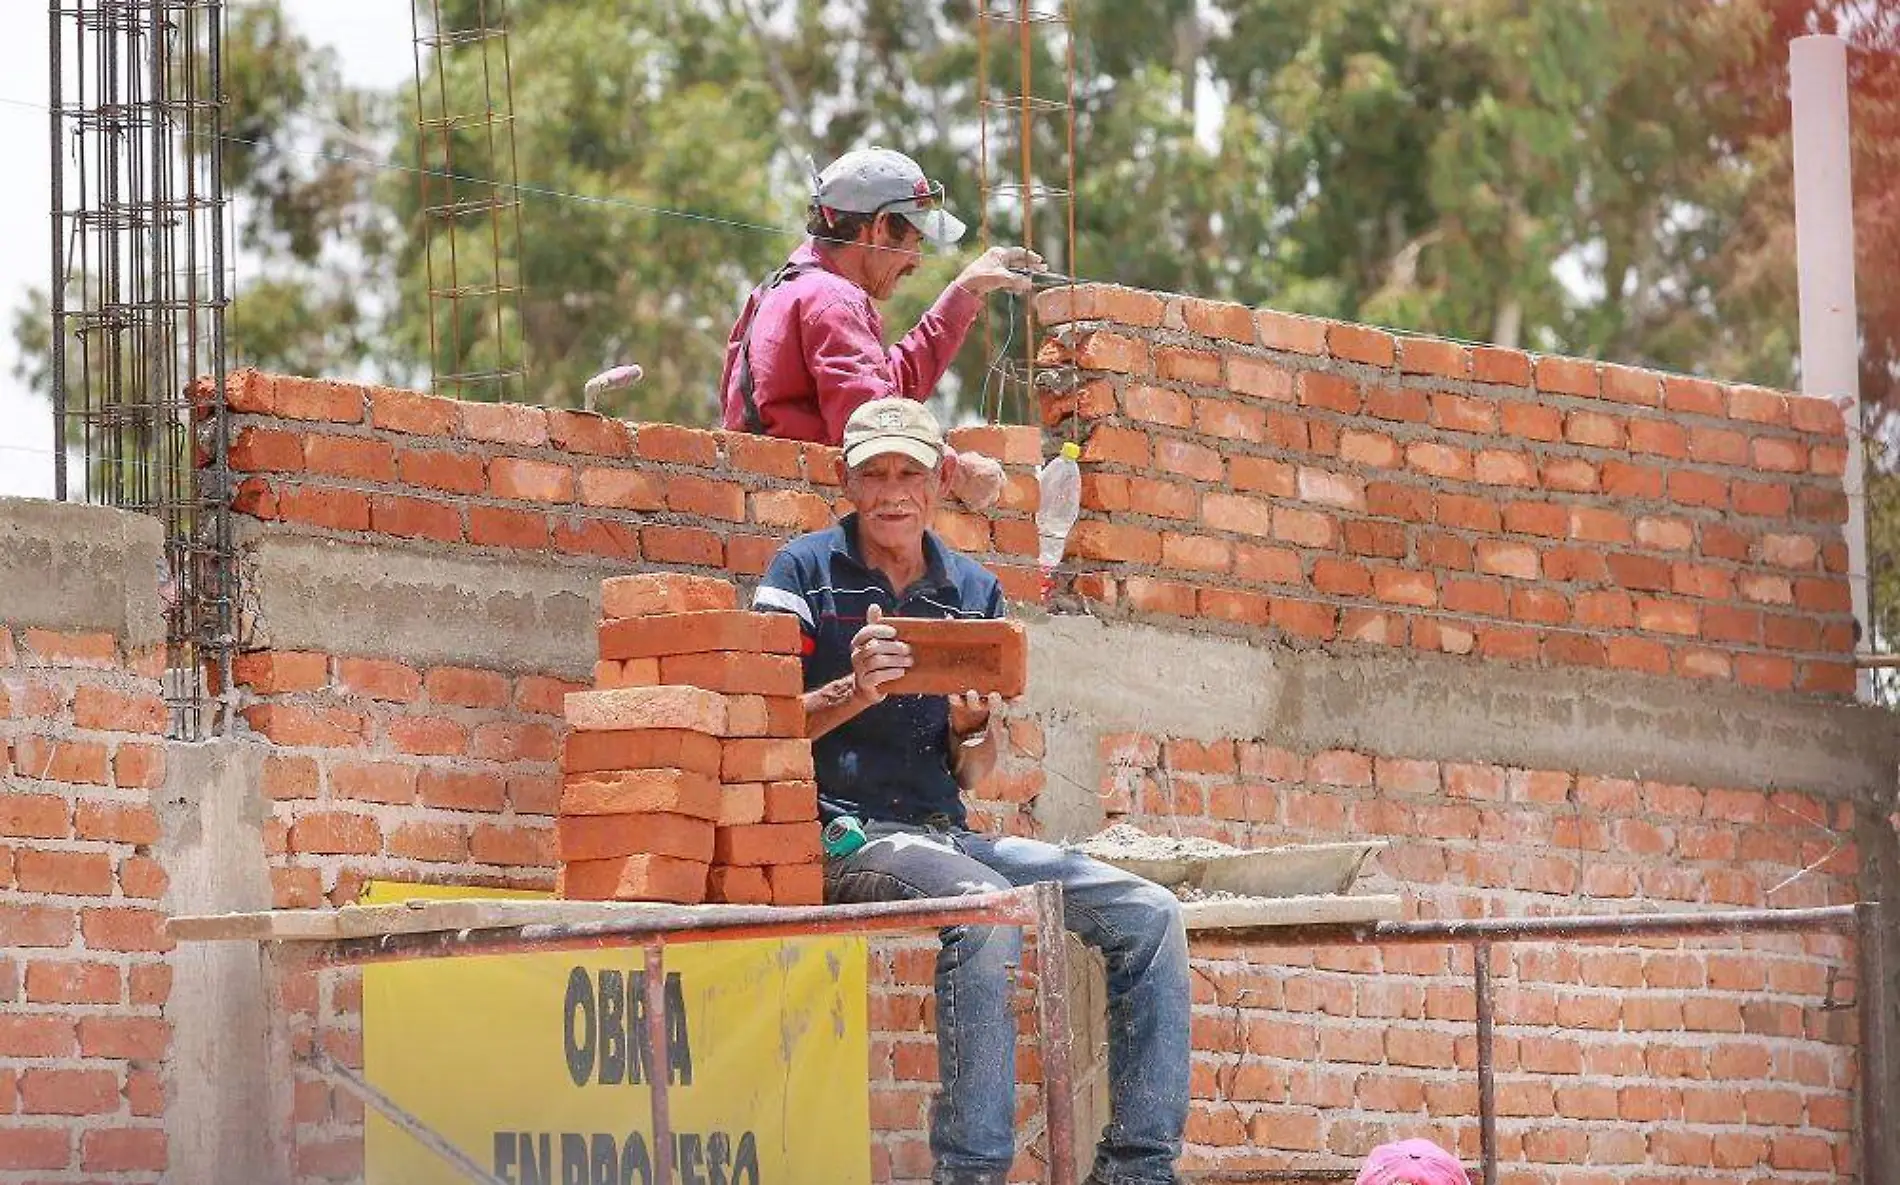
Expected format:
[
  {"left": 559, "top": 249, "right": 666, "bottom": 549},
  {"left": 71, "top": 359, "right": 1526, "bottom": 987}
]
[
  {"left": 716, "top": 782, "right": 766, "bottom": 826},
  {"left": 882, "top": 618, "right": 1028, "bottom": 697},
  {"left": 722, "top": 738, "right": 816, "bottom": 783},
  {"left": 559, "top": 853, "right": 709, "bottom": 903},
  {"left": 560, "top": 768, "right": 720, "bottom": 819},
  {"left": 713, "top": 821, "right": 822, "bottom": 866},
  {"left": 563, "top": 729, "right": 723, "bottom": 776},
  {"left": 565, "top": 686, "right": 729, "bottom": 735},
  {"left": 598, "top": 610, "right": 801, "bottom": 661},
  {"left": 708, "top": 865, "right": 773, "bottom": 905},
  {"left": 765, "top": 862, "right": 824, "bottom": 905},
  {"left": 762, "top": 779, "right": 819, "bottom": 823},
  {"left": 557, "top": 812, "right": 714, "bottom": 863},
  {"left": 659, "top": 652, "right": 804, "bottom": 697},
  {"left": 600, "top": 573, "right": 736, "bottom": 620}
]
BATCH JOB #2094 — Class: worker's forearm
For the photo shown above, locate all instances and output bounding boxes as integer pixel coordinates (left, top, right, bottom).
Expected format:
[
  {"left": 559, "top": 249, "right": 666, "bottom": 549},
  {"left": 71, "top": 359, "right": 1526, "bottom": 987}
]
[{"left": 803, "top": 676, "right": 875, "bottom": 741}]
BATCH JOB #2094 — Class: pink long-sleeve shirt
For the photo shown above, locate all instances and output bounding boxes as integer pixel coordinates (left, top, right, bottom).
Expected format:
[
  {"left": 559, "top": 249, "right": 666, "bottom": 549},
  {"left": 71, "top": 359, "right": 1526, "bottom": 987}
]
[{"left": 719, "top": 241, "right": 981, "bottom": 442}]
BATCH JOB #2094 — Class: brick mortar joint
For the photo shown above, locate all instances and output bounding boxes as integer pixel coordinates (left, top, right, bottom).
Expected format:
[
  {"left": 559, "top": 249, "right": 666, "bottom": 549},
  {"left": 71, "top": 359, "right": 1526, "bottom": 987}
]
[
  {"left": 1071, "top": 452, "right": 1848, "bottom": 533},
  {"left": 1061, "top": 382, "right": 1848, "bottom": 483},
  {"left": 231, "top": 410, "right": 1046, "bottom": 485},
  {"left": 1043, "top": 591, "right": 1853, "bottom": 672},
  {"left": 1082, "top": 396, "right": 1849, "bottom": 487},
  {"left": 1044, "top": 309, "right": 1844, "bottom": 416}
]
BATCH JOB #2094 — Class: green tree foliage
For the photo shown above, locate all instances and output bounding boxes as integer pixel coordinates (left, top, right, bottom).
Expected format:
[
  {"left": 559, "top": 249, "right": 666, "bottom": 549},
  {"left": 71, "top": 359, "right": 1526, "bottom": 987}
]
[{"left": 14, "top": 0, "right": 1899, "bottom": 423}]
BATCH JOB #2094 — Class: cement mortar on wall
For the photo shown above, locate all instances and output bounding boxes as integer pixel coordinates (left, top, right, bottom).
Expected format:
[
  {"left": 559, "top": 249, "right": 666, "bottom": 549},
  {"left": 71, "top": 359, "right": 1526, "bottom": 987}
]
[
  {"left": 157, "top": 739, "right": 289, "bottom": 1184},
  {"left": 1024, "top": 613, "right": 1894, "bottom": 838},
  {"left": 244, "top": 532, "right": 1894, "bottom": 836},
  {"left": 240, "top": 528, "right": 602, "bottom": 677},
  {"left": 0, "top": 496, "right": 165, "bottom": 646}
]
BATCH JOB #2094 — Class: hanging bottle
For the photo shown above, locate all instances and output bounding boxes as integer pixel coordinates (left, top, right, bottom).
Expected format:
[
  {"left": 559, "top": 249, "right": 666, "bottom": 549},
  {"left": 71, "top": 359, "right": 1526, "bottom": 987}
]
[{"left": 1034, "top": 441, "right": 1082, "bottom": 599}]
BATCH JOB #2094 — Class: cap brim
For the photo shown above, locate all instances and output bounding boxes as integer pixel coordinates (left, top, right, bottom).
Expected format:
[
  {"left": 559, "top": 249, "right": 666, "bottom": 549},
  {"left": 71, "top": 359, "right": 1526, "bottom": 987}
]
[
  {"left": 844, "top": 436, "right": 942, "bottom": 470},
  {"left": 901, "top": 207, "right": 967, "bottom": 247}
]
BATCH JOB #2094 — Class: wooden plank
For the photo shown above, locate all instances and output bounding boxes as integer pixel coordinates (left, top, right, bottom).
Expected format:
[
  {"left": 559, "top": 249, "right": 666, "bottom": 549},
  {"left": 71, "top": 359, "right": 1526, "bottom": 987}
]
[
  {"left": 170, "top": 899, "right": 730, "bottom": 943},
  {"left": 328, "top": 898, "right": 703, "bottom": 938},
  {"left": 167, "top": 910, "right": 343, "bottom": 942},
  {"left": 1181, "top": 893, "right": 1402, "bottom": 932}
]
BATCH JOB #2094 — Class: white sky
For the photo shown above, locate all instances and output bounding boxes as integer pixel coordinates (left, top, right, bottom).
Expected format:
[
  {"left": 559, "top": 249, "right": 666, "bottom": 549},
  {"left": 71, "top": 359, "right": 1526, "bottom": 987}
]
[{"left": 0, "top": 0, "right": 411, "bottom": 498}]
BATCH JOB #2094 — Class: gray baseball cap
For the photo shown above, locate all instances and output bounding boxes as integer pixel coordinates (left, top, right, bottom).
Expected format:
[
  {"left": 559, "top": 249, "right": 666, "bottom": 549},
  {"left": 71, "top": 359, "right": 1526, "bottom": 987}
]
[{"left": 813, "top": 148, "right": 968, "bottom": 247}]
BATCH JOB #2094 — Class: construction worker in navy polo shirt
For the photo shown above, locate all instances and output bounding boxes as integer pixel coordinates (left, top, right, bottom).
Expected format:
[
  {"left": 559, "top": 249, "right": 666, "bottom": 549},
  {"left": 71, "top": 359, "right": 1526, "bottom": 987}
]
[{"left": 752, "top": 397, "right": 1190, "bottom": 1185}]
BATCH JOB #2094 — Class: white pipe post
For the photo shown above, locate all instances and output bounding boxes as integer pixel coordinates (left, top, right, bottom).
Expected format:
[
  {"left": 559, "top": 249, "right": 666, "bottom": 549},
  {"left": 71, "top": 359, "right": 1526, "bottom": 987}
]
[{"left": 1789, "top": 34, "right": 1869, "bottom": 701}]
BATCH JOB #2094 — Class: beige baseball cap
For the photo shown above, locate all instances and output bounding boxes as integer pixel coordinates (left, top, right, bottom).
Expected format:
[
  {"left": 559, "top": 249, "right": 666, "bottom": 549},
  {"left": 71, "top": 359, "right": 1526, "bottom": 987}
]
[{"left": 841, "top": 398, "right": 945, "bottom": 470}]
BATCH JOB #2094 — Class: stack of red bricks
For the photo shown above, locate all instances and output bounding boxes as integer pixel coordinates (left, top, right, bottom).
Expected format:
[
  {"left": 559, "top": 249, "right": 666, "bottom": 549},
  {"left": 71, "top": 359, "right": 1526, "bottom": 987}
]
[{"left": 556, "top": 573, "right": 822, "bottom": 905}]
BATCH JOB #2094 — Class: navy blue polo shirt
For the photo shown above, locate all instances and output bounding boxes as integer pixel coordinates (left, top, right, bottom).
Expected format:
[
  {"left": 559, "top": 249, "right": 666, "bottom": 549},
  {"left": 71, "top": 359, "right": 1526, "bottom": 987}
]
[{"left": 752, "top": 513, "right": 1005, "bottom": 827}]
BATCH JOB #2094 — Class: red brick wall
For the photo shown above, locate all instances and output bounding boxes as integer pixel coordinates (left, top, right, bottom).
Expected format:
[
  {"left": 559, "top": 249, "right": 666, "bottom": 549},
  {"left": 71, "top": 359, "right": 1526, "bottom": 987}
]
[
  {"left": 189, "top": 321, "right": 1869, "bottom": 1185},
  {"left": 0, "top": 626, "right": 173, "bottom": 1179},
  {"left": 208, "top": 371, "right": 1057, "bottom": 1181},
  {"left": 1092, "top": 727, "right": 1860, "bottom": 1179},
  {"left": 1035, "top": 285, "right": 1855, "bottom": 696},
  {"left": 219, "top": 370, "right": 1045, "bottom": 601}
]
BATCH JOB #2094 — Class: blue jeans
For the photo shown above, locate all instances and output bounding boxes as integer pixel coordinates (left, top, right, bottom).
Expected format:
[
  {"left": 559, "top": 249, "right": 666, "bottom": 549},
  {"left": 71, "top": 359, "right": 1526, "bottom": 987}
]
[{"left": 825, "top": 821, "right": 1190, "bottom": 1184}]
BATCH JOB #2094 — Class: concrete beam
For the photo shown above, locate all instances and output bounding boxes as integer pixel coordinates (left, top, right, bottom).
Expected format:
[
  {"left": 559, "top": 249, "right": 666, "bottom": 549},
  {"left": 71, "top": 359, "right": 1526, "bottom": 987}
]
[
  {"left": 1024, "top": 614, "right": 1895, "bottom": 839},
  {"left": 0, "top": 497, "right": 165, "bottom": 647},
  {"left": 1277, "top": 646, "right": 1896, "bottom": 799},
  {"left": 237, "top": 531, "right": 1894, "bottom": 817},
  {"left": 240, "top": 529, "right": 602, "bottom": 679},
  {"left": 156, "top": 739, "right": 290, "bottom": 1183}
]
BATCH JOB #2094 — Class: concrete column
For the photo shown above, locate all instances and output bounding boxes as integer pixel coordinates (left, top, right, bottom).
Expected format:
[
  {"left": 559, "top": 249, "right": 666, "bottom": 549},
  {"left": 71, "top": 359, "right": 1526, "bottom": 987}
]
[{"left": 158, "top": 739, "right": 291, "bottom": 1183}]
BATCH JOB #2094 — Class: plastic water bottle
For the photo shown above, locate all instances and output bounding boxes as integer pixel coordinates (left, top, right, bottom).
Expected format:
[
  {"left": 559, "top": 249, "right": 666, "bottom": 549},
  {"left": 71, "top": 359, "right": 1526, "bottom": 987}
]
[{"left": 1035, "top": 442, "right": 1083, "bottom": 596}]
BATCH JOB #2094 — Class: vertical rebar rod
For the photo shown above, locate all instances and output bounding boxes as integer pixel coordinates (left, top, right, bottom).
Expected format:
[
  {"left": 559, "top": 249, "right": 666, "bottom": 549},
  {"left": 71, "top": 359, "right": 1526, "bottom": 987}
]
[
  {"left": 497, "top": 0, "right": 527, "bottom": 395},
  {"left": 477, "top": 0, "right": 506, "bottom": 397},
  {"left": 1063, "top": 0, "right": 1077, "bottom": 277},
  {"left": 1857, "top": 901, "right": 1891, "bottom": 1184},
  {"left": 49, "top": 0, "right": 66, "bottom": 502},
  {"left": 976, "top": 5, "right": 991, "bottom": 412},
  {"left": 429, "top": 0, "right": 464, "bottom": 391},
  {"left": 644, "top": 943, "right": 675, "bottom": 1185},
  {"left": 409, "top": 1, "right": 441, "bottom": 389},
  {"left": 1473, "top": 941, "right": 1497, "bottom": 1185},
  {"left": 1033, "top": 881, "right": 1078, "bottom": 1185},
  {"left": 205, "top": 0, "right": 234, "bottom": 734},
  {"left": 48, "top": 0, "right": 228, "bottom": 737},
  {"left": 1016, "top": 0, "right": 1035, "bottom": 404}
]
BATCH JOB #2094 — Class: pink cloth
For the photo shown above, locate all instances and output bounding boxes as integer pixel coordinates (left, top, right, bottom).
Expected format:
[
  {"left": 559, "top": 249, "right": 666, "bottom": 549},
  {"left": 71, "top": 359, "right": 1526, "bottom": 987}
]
[
  {"left": 1356, "top": 1140, "right": 1471, "bottom": 1185},
  {"left": 719, "top": 241, "right": 981, "bottom": 443}
]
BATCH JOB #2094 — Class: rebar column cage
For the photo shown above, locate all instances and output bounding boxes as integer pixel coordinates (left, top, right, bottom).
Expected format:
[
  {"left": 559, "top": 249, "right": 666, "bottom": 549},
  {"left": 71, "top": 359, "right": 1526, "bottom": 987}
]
[
  {"left": 48, "top": 0, "right": 234, "bottom": 740},
  {"left": 410, "top": 0, "right": 527, "bottom": 403},
  {"left": 976, "top": 0, "right": 1078, "bottom": 425}
]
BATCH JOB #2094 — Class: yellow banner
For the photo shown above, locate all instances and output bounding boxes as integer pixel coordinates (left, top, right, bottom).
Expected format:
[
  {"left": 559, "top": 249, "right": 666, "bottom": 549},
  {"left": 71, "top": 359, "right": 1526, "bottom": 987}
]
[{"left": 361, "top": 882, "right": 870, "bottom": 1185}]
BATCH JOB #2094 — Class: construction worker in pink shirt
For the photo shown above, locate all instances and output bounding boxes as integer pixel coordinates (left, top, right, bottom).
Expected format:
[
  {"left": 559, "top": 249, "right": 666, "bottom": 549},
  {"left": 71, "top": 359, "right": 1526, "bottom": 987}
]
[{"left": 719, "top": 147, "right": 1042, "bottom": 509}]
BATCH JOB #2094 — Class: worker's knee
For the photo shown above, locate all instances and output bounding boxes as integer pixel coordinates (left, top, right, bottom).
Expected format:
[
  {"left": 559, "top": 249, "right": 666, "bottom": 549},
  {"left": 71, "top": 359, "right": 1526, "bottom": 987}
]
[
  {"left": 1125, "top": 879, "right": 1184, "bottom": 942},
  {"left": 941, "top": 920, "right": 1023, "bottom": 974}
]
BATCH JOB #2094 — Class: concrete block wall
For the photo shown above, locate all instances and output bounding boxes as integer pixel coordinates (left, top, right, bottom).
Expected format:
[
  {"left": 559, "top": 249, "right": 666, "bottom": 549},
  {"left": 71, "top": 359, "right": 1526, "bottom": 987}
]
[{"left": 1034, "top": 284, "right": 1857, "bottom": 696}]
